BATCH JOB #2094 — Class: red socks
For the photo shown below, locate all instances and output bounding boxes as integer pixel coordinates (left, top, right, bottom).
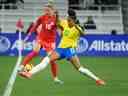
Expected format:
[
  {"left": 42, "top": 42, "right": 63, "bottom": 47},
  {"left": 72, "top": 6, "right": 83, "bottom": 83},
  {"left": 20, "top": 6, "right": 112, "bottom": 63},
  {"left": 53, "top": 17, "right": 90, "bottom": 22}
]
[
  {"left": 22, "top": 51, "right": 38, "bottom": 66},
  {"left": 50, "top": 61, "right": 58, "bottom": 79},
  {"left": 22, "top": 52, "right": 58, "bottom": 79}
]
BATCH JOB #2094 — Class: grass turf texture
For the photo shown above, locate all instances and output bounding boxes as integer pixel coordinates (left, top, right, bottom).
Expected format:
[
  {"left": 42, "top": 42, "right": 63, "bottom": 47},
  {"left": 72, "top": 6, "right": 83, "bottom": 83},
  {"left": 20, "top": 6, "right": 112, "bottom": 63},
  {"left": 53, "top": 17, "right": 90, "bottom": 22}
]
[{"left": 0, "top": 56, "right": 128, "bottom": 96}]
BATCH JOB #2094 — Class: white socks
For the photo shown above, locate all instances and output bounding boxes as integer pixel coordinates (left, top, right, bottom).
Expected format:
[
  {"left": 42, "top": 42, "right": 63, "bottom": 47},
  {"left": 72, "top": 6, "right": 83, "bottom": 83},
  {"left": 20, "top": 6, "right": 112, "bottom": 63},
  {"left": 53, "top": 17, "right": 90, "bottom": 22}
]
[
  {"left": 30, "top": 56, "right": 50, "bottom": 75},
  {"left": 28, "top": 56, "right": 100, "bottom": 81},
  {"left": 78, "top": 67, "right": 99, "bottom": 81}
]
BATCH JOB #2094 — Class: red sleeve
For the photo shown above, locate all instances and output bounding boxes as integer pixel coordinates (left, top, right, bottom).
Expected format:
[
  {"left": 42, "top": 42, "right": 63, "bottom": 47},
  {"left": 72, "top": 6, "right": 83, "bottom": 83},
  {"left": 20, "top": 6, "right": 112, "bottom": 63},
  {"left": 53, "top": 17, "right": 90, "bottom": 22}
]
[
  {"left": 26, "top": 22, "right": 34, "bottom": 34},
  {"left": 29, "top": 16, "right": 42, "bottom": 33}
]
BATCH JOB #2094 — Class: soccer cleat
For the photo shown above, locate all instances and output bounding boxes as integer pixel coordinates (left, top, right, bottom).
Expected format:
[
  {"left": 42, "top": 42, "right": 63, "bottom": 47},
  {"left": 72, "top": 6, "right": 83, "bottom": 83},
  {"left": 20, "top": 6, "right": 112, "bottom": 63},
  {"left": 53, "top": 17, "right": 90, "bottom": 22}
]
[
  {"left": 54, "top": 78, "right": 64, "bottom": 84},
  {"left": 18, "top": 65, "right": 24, "bottom": 72},
  {"left": 19, "top": 71, "right": 32, "bottom": 79},
  {"left": 96, "top": 79, "right": 106, "bottom": 86}
]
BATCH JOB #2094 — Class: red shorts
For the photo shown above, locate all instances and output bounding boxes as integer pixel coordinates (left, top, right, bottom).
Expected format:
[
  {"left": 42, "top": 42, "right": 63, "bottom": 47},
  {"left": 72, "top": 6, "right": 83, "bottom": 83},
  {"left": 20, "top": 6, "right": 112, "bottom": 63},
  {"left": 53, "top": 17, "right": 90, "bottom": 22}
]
[{"left": 36, "top": 38, "right": 56, "bottom": 52}]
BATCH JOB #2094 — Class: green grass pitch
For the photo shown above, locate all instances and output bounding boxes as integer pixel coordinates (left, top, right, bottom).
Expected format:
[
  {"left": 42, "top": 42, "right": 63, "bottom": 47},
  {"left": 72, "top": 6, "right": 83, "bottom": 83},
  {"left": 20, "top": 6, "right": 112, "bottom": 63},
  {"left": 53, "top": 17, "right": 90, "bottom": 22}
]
[{"left": 0, "top": 56, "right": 128, "bottom": 96}]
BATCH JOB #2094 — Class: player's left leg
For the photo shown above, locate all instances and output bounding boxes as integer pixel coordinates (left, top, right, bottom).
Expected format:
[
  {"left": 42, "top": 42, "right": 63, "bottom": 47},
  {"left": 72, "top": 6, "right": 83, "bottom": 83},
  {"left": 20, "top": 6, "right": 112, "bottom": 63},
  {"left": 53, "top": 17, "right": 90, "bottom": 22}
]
[
  {"left": 46, "top": 42, "right": 63, "bottom": 84},
  {"left": 50, "top": 60, "right": 63, "bottom": 84},
  {"left": 69, "top": 55, "right": 105, "bottom": 86},
  {"left": 40, "top": 56, "right": 63, "bottom": 84},
  {"left": 50, "top": 60, "right": 58, "bottom": 79}
]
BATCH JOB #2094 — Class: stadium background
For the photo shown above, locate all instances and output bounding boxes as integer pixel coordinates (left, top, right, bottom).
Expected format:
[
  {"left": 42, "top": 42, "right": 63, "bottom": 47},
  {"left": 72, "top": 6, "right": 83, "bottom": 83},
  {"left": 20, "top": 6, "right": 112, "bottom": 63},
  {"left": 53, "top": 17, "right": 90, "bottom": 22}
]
[{"left": 0, "top": 0, "right": 128, "bottom": 96}]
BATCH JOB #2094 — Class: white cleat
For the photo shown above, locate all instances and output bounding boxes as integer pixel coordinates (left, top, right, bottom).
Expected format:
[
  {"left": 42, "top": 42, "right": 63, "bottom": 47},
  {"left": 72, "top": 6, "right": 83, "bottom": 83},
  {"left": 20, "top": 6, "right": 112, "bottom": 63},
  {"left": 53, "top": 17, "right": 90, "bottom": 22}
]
[
  {"left": 17, "top": 65, "right": 24, "bottom": 72},
  {"left": 54, "top": 78, "right": 64, "bottom": 84}
]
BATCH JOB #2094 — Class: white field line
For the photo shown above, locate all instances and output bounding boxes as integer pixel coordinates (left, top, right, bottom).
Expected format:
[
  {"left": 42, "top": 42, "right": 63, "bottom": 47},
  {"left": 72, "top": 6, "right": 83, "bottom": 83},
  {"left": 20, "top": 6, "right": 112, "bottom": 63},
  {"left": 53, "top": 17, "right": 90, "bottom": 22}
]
[{"left": 3, "top": 31, "right": 22, "bottom": 96}]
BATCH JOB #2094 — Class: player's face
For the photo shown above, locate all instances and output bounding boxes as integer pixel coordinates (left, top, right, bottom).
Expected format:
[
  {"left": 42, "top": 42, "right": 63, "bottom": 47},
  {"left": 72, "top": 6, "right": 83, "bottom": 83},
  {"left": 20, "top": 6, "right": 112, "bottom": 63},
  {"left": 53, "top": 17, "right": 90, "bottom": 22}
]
[
  {"left": 67, "top": 17, "right": 75, "bottom": 28},
  {"left": 44, "top": 6, "right": 54, "bottom": 16}
]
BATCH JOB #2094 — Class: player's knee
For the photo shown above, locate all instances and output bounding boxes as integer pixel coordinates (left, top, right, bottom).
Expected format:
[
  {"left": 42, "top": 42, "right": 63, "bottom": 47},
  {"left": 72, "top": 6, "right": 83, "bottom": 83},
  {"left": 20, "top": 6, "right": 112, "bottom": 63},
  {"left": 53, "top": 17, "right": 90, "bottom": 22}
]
[
  {"left": 72, "top": 62, "right": 81, "bottom": 70},
  {"left": 76, "top": 65, "right": 81, "bottom": 70},
  {"left": 49, "top": 52, "right": 59, "bottom": 61},
  {"left": 50, "top": 60, "right": 56, "bottom": 65},
  {"left": 78, "top": 66, "right": 84, "bottom": 72},
  {"left": 71, "top": 64, "right": 81, "bottom": 70}
]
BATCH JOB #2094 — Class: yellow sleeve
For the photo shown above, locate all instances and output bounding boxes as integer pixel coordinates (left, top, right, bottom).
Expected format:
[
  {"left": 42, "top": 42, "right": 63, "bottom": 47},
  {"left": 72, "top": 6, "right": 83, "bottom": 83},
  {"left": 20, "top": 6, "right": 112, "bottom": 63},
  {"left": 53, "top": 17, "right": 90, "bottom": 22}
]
[
  {"left": 76, "top": 25, "right": 86, "bottom": 35},
  {"left": 59, "top": 19, "right": 67, "bottom": 29}
]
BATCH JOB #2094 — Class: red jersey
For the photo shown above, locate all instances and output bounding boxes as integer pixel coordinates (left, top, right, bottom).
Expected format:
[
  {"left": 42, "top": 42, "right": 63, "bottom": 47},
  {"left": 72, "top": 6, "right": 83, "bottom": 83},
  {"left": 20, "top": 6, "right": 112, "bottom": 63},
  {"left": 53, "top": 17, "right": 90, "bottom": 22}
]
[{"left": 30, "top": 15, "right": 57, "bottom": 42}]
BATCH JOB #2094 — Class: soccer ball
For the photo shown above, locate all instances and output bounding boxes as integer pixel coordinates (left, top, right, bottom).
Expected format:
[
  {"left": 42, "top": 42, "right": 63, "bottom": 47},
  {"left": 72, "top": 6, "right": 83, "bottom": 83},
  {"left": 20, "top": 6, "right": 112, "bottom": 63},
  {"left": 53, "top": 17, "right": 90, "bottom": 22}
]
[{"left": 24, "top": 64, "right": 33, "bottom": 72}]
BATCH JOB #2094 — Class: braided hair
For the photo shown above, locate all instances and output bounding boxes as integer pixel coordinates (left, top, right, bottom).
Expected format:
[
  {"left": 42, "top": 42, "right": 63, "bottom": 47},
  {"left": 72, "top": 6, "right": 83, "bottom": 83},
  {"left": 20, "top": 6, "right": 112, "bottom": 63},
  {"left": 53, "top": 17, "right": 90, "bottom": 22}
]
[
  {"left": 67, "top": 9, "right": 77, "bottom": 22},
  {"left": 67, "top": 9, "right": 85, "bottom": 33}
]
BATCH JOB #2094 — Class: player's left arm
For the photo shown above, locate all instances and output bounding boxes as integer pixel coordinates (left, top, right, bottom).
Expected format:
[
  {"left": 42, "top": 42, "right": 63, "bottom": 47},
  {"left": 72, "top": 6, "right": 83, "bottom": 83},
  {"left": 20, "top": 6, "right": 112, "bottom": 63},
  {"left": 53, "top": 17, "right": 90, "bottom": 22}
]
[
  {"left": 57, "top": 24, "right": 63, "bottom": 37},
  {"left": 56, "top": 19, "right": 64, "bottom": 37},
  {"left": 29, "top": 18, "right": 41, "bottom": 33},
  {"left": 24, "top": 17, "right": 41, "bottom": 41},
  {"left": 75, "top": 24, "right": 86, "bottom": 36}
]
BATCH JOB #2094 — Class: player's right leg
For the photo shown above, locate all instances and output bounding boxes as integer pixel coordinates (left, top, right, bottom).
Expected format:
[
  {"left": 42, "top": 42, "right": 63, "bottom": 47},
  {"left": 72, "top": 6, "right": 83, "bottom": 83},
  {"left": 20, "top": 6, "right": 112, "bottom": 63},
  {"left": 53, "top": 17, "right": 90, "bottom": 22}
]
[
  {"left": 69, "top": 55, "right": 105, "bottom": 86},
  {"left": 18, "top": 42, "right": 41, "bottom": 72},
  {"left": 19, "top": 50, "right": 60, "bottom": 78}
]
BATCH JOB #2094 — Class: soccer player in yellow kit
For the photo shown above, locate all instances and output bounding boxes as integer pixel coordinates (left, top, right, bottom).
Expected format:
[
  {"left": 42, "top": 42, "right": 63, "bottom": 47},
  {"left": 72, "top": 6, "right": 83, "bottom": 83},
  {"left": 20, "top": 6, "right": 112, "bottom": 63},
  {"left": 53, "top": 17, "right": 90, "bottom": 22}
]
[{"left": 20, "top": 9, "right": 105, "bottom": 86}]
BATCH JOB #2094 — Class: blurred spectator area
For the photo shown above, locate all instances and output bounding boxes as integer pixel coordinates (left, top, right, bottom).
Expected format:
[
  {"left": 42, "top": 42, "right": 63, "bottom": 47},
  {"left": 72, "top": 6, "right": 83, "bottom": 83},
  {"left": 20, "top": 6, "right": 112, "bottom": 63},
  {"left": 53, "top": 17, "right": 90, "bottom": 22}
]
[
  {"left": 0, "top": 0, "right": 24, "bottom": 9},
  {"left": 83, "top": 16, "right": 96, "bottom": 30},
  {"left": 0, "top": 0, "right": 123, "bottom": 34},
  {"left": 69, "top": 0, "right": 120, "bottom": 10}
]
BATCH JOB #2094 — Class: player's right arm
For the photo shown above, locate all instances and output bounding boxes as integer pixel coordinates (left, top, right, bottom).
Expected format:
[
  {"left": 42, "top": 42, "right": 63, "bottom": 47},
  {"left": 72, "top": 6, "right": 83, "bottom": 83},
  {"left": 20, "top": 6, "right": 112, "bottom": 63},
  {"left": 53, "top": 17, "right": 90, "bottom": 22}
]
[
  {"left": 24, "top": 17, "right": 41, "bottom": 41},
  {"left": 57, "top": 19, "right": 67, "bottom": 37},
  {"left": 29, "top": 17, "right": 41, "bottom": 34}
]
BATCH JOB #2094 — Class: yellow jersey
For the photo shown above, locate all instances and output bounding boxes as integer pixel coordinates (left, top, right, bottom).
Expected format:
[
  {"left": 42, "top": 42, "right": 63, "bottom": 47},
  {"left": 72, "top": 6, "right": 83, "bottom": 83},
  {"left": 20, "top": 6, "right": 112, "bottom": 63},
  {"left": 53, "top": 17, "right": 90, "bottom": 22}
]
[{"left": 58, "top": 19, "right": 83, "bottom": 48}]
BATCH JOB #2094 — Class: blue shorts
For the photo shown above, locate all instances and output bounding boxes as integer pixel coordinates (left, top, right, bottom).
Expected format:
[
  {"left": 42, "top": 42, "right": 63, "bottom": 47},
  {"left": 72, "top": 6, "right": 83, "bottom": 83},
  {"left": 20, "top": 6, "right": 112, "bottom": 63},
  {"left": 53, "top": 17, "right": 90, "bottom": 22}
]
[
  {"left": 39, "top": 48, "right": 47, "bottom": 57},
  {"left": 55, "top": 48, "right": 77, "bottom": 60}
]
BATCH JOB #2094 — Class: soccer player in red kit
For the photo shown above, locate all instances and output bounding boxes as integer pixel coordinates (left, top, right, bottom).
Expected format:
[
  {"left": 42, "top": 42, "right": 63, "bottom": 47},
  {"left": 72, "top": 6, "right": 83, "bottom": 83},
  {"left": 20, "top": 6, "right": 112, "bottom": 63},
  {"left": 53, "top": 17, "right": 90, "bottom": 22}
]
[{"left": 19, "top": 4, "right": 63, "bottom": 84}]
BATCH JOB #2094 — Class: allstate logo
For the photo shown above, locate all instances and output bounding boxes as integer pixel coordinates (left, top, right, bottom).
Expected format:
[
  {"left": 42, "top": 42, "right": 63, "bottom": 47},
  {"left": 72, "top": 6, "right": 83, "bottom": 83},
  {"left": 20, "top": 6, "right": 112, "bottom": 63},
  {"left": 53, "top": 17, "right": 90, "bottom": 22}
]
[
  {"left": 76, "top": 37, "right": 89, "bottom": 53},
  {"left": 0, "top": 36, "right": 11, "bottom": 52}
]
